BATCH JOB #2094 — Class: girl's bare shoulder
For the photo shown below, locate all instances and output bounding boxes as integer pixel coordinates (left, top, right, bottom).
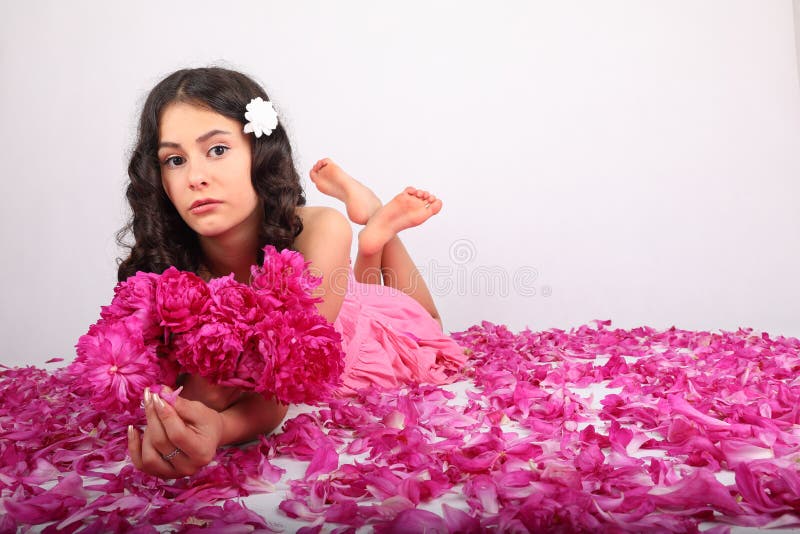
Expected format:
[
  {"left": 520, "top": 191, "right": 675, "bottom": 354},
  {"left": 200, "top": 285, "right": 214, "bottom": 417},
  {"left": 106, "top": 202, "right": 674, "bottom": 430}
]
[
  {"left": 295, "top": 205, "right": 324, "bottom": 225},
  {"left": 293, "top": 206, "right": 351, "bottom": 251},
  {"left": 295, "top": 205, "right": 331, "bottom": 232}
]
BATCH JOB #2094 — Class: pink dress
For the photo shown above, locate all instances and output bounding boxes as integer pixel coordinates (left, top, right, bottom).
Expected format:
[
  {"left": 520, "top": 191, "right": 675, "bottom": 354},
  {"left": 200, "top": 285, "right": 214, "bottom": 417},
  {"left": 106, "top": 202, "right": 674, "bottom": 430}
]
[{"left": 332, "top": 267, "right": 468, "bottom": 396}]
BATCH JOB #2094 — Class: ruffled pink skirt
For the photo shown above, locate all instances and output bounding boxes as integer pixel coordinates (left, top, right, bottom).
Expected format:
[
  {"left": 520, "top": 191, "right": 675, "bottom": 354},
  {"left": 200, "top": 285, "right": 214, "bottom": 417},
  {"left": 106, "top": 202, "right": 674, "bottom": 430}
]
[{"left": 332, "top": 268, "right": 468, "bottom": 396}]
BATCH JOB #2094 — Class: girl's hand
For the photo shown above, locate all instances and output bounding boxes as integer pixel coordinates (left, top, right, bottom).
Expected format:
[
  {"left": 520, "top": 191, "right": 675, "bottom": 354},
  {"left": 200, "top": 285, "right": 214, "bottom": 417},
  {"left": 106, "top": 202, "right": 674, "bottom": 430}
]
[{"left": 128, "top": 386, "right": 224, "bottom": 479}]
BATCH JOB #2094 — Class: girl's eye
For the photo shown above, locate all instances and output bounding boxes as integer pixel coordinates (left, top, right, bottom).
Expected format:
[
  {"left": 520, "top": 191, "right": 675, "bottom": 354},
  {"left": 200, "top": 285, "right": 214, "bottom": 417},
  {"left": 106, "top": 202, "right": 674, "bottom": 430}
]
[
  {"left": 210, "top": 145, "right": 229, "bottom": 157},
  {"left": 164, "top": 156, "right": 184, "bottom": 168},
  {"left": 162, "top": 145, "right": 228, "bottom": 168}
]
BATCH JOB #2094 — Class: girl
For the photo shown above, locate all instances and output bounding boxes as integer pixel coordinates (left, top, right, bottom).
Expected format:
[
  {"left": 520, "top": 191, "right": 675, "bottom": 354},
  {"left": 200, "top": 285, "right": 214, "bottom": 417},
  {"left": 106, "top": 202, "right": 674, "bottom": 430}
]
[{"left": 122, "top": 67, "right": 466, "bottom": 479}]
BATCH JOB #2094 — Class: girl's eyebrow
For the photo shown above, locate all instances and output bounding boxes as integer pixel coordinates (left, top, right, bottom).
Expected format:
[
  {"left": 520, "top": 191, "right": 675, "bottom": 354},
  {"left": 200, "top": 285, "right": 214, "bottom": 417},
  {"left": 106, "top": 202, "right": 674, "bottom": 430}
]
[{"left": 158, "top": 129, "right": 232, "bottom": 150}]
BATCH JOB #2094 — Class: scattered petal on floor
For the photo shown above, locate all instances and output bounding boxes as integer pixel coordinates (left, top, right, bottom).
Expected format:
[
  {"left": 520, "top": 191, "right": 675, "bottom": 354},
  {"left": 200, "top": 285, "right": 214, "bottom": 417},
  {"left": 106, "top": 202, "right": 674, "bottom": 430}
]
[{"left": 2, "top": 320, "right": 800, "bottom": 531}]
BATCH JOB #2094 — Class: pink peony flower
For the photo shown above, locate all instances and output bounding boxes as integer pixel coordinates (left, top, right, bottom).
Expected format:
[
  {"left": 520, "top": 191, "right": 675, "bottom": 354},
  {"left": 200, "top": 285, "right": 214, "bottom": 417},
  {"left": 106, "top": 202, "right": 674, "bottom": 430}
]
[
  {"left": 71, "top": 245, "right": 345, "bottom": 413},
  {"left": 247, "top": 308, "right": 344, "bottom": 405},
  {"left": 207, "top": 274, "right": 263, "bottom": 325},
  {"left": 69, "top": 318, "right": 162, "bottom": 412},
  {"left": 250, "top": 245, "right": 323, "bottom": 311},
  {"left": 171, "top": 319, "right": 245, "bottom": 383},
  {"left": 164, "top": 246, "right": 343, "bottom": 405},
  {"left": 155, "top": 267, "right": 210, "bottom": 333},
  {"left": 100, "top": 271, "right": 162, "bottom": 341}
]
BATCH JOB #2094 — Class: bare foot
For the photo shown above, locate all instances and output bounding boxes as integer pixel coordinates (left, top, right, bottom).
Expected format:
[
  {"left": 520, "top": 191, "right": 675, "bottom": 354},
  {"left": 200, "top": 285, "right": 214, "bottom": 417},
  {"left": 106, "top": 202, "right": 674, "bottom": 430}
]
[
  {"left": 309, "top": 158, "right": 383, "bottom": 225},
  {"left": 358, "top": 187, "right": 443, "bottom": 256}
]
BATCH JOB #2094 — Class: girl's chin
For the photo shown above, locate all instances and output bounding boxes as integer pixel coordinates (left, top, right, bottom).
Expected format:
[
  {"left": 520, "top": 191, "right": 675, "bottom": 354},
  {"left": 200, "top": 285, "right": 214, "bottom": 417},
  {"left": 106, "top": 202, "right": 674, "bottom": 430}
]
[
  {"left": 191, "top": 225, "right": 230, "bottom": 239},
  {"left": 188, "top": 211, "right": 259, "bottom": 240}
]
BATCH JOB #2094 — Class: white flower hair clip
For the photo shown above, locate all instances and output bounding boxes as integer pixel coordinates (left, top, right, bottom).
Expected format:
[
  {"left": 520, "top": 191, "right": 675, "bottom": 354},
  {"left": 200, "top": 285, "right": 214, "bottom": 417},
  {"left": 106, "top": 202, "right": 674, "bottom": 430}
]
[{"left": 243, "top": 97, "right": 279, "bottom": 138}]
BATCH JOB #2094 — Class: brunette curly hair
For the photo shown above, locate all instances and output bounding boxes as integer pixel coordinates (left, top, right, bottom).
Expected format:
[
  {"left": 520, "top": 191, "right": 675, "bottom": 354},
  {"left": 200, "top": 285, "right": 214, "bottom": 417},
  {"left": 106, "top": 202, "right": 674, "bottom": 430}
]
[{"left": 116, "top": 67, "right": 306, "bottom": 282}]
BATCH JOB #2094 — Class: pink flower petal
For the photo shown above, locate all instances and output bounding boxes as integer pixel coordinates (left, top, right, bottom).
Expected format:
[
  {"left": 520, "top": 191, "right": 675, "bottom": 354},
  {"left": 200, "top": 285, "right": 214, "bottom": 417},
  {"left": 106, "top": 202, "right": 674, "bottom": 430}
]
[
  {"left": 376, "top": 508, "right": 447, "bottom": 533},
  {"left": 305, "top": 444, "right": 339, "bottom": 480}
]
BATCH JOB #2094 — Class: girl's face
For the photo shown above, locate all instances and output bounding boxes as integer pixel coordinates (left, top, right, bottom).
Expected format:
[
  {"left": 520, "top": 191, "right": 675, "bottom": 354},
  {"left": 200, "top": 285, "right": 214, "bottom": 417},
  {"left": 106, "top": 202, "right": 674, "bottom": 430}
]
[{"left": 157, "top": 102, "right": 259, "bottom": 240}]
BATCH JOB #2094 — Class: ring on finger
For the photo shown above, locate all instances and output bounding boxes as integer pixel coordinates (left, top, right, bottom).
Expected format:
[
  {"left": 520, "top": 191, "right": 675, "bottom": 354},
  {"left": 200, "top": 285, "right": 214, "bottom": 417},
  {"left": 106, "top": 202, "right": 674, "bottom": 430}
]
[{"left": 161, "top": 447, "right": 182, "bottom": 462}]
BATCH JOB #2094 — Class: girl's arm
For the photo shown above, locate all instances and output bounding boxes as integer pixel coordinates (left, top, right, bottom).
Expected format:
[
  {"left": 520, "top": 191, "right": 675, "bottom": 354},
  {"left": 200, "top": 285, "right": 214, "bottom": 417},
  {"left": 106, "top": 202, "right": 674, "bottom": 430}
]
[
  {"left": 293, "top": 206, "right": 353, "bottom": 323},
  {"left": 218, "top": 207, "right": 353, "bottom": 443},
  {"left": 178, "top": 374, "right": 286, "bottom": 445},
  {"left": 218, "top": 392, "right": 288, "bottom": 445}
]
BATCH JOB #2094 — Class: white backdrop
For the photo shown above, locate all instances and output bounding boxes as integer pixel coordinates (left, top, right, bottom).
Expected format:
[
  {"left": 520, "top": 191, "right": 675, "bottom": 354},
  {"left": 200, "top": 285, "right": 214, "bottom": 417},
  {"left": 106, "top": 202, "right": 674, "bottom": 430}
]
[{"left": 1, "top": 1, "right": 799, "bottom": 368}]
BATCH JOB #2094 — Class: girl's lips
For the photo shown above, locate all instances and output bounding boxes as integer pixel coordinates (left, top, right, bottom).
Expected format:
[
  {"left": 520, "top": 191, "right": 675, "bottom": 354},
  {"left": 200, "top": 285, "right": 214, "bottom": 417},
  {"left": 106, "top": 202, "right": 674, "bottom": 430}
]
[{"left": 189, "top": 201, "right": 222, "bottom": 214}]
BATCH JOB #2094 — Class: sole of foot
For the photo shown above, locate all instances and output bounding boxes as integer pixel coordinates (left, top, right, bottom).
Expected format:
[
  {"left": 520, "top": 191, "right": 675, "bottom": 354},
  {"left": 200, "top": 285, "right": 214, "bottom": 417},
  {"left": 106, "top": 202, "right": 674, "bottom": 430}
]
[
  {"left": 309, "top": 158, "right": 383, "bottom": 225},
  {"left": 358, "top": 187, "right": 443, "bottom": 256}
]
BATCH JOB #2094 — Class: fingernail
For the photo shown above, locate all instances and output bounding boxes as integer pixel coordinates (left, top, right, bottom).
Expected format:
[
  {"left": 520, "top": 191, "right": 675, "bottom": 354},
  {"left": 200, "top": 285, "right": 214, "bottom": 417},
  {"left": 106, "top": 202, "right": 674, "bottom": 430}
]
[
  {"left": 144, "top": 388, "right": 151, "bottom": 405},
  {"left": 127, "top": 425, "right": 134, "bottom": 438},
  {"left": 154, "top": 394, "right": 165, "bottom": 410}
]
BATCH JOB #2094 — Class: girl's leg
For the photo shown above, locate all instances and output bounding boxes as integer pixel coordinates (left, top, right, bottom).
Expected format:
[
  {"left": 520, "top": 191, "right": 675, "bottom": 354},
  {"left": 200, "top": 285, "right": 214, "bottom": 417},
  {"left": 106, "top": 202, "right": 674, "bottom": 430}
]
[
  {"left": 375, "top": 235, "right": 442, "bottom": 328},
  {"left": 353, "top": 234, "right": 442, "bottom": 326},
  {"left": 356, "top": 187, "right": 444, "bottom": 327},
  {"left": 310, "top": 159, "right": 444, "bottom": 328}
]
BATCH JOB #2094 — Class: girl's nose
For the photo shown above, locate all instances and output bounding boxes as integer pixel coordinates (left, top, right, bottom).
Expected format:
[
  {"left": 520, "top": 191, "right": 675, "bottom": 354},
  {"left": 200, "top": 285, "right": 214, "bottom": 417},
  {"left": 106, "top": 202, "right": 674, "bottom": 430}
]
[
  {"left": 188, "top": 165, "right": 209, "bottom": 190},
  {"left": 189, "top": 178, "right": 208, "bottom": 191}
]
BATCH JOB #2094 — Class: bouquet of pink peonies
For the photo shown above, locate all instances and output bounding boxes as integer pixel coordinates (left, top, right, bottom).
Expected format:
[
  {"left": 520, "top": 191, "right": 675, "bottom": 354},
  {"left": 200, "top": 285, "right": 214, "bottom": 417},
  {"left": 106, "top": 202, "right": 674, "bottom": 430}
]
[{"left": 68, "top": 245, "right": 345, "bottom": 413}]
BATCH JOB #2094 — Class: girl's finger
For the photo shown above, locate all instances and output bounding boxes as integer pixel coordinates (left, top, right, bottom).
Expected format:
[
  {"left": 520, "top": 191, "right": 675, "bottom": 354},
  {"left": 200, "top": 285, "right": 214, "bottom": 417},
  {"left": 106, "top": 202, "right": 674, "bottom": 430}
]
[
  {"left": 128, "top": 425, "right": 143, "bottom": 470},
  {"left": 131, "top": 423, "right": 179, "bottom": 478},
  {"left": 139, "top": 435, "right": 179, "bottom": 479},
  {"left": 154, "top": 394, "right": 217, "bottom": 467},
  {"left": 142, "top": 391, "right": 184, "bottom": 479},
  {"left": 143, "top": 387, "right": 171, "bottom": 454},
  {"left": 150, "top": 393, "right": 203, "bottom": 477},
  {"left": 151, "top": 394, "right": 190, "bottom": 452},
  {"left": 164, "top": 451, "right": 195, "bottom": 478}
]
